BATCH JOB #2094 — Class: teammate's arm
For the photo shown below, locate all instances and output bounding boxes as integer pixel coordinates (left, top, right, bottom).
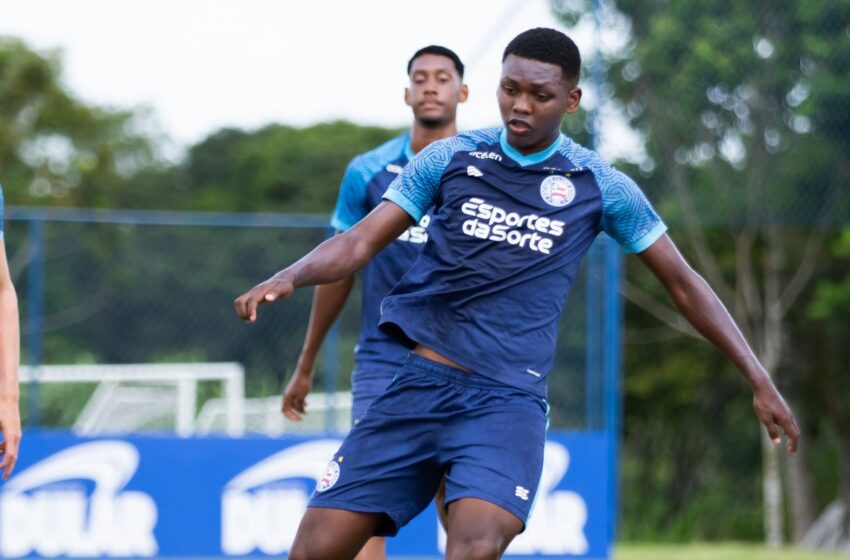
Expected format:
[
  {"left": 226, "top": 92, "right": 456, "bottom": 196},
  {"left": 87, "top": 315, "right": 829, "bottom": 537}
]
[
  {"left": 282, "top": 273, "right": 355, "bottom": 421},
  {"left": 638, "top": 234, "right": 800, "bottom": 455},
  {"left": 234, "top": 202, "right": 412, "bottom": 323},
  {"left": 0, "top": 237, "right": 21, "bottom": 480}
]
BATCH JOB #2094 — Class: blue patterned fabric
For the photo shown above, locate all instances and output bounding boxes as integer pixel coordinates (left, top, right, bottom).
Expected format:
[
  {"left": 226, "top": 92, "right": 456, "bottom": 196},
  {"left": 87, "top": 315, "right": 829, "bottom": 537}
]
[{"left": 379, "top": 128, "right": 666, "bottom": 396}]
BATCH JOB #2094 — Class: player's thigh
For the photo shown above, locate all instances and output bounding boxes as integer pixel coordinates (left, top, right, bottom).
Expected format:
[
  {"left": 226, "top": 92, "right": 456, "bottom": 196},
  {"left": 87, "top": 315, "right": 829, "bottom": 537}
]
[
  {"left": 442, "top": 391, "right": 547, "bottom": 527},
  {"left": 445, "top": 498, "right": 524, "bottom": 560},
  {"left": 290, "top": 507, "right": 384, "bottom": 560},
  {"left": 353, "top": 536, "right": 385, "bottom": 560}
]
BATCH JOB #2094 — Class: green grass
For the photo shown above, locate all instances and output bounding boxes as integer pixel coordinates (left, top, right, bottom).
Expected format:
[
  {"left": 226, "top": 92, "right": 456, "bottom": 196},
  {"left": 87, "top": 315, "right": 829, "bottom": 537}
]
[{"left": 617, "top": 543, "right": 848, "bottom": 560}]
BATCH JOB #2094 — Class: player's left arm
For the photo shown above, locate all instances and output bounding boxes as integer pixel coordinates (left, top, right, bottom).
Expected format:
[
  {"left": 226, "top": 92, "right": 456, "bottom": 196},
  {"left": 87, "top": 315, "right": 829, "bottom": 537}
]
[
  {"left": 637, "top": 234, "right": 800, "bottom": 455},
  {"left": 0, "top": 236, "right": 21, "bottom": 480}
]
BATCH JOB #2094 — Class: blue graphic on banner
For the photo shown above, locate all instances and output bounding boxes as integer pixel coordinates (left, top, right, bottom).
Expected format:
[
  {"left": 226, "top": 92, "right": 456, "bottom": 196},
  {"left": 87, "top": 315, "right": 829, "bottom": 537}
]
[{"left": 0, "top": 431, "right": 610, "bottom": 558}]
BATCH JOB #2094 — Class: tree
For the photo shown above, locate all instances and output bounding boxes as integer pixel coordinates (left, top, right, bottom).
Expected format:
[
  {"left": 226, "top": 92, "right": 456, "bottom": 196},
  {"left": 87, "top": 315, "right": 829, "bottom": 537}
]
[{"left": 553, "top": 0, "right": 850, "bottom": 546}]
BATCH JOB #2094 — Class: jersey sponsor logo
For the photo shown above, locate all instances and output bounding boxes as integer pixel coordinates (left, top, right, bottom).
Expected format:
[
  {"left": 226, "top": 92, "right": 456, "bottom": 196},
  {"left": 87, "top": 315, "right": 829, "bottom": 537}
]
[
  {"left": 468, "top": 151, "right": 503, "bottom": 162},
  {"left": 0, "top": 441, "right": 158, "bottom": 557},
  {"left": 221, "top": 439, "right": 342, "bottom": 555},
  {"left": 540, "top": 175, "right": 576, "bottom": 207},
  {"left": 315, "top": 460, "right": 341, "bottom": 492},
  {"left": 460, "top": 197, "right": 565, "bottom": 255},
  {"left": 397, "top": 214, "right": 430, "bottom": 244},
  {"left": 467, "top": 165, "right": 483, "bottom": 177},
  {"left": 385, "top": 163, "right": 403, "bottom": 174}
]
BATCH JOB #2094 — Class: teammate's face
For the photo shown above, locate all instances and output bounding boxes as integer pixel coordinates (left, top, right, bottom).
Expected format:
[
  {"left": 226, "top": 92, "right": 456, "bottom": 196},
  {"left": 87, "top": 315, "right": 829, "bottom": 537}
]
[
  {"left": 405, "top": 54, "right": 468, "bottom": 128},
  {"left": 498, "top": 54, "right": 581, "bottom": 155}
]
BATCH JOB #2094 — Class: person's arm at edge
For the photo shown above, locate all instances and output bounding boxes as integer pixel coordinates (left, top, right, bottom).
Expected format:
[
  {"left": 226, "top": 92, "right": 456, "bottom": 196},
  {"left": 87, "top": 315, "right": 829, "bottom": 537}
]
[
  {"left": 0, "top": 238, "right": 21, "bottom": 480},
  {"left": 282, "top": 271, "right": 355, "bottom": 421},
  {"left": 234, "top": 201, "right": 412, "bottom": 323},
  {"left": 638, "top": 234, "right": 800, "bottom": 455}
]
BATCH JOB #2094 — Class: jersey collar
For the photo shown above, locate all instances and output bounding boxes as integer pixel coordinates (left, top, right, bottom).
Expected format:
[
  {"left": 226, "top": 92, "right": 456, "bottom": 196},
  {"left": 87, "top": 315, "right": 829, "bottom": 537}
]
[{"left": 499, "top": 128, "right": 564, "bottom": 167}]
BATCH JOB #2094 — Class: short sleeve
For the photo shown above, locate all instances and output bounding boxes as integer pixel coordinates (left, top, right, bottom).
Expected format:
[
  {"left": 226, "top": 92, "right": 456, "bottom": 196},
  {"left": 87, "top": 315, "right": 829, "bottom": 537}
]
[
  {"left": 329, "top": 158, "right": 371, "bottom": 232},
  {"left": 598, "top": 167, "right": 667, "bottom": 253},
  {"left": 382, "top": 138, "right": 455, "bottom": 222},
  {"left": 0, "top": 184, "right": 4, "bottom": 240}
]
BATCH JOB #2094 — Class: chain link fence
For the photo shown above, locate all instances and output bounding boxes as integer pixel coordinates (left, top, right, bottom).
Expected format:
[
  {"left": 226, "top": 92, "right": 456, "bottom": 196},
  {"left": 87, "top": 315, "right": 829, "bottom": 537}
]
[{"left": 6, "top": 208, "right": 616, "bottom": 434}]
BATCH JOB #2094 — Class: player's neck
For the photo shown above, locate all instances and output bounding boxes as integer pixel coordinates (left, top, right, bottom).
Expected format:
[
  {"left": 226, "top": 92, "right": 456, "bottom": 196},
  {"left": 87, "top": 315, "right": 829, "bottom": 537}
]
[{"left": 409, "top": 121, "right": 457, "bottom": 155}]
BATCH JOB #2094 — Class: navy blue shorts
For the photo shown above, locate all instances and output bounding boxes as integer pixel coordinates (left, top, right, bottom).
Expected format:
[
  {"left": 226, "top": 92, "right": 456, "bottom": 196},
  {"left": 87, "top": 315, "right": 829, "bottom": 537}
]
[
  {"left": 349, "top": 369, "right": 394, "bottom": 425},
  {"left": 309, "top": 354, "right": 548, "bottom": 536}
]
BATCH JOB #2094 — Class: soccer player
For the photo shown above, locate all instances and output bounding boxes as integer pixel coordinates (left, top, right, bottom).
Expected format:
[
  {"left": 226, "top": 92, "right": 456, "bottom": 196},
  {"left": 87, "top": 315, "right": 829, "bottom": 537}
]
[
  {"left": 235, "top": 28, "right": 799, "bottom": 560},
  {"left": 0, "top": 184, "right": 21, "bottom": 481},
  {"left": 281, "top": 44, "right": 468, "bottom": 560}
]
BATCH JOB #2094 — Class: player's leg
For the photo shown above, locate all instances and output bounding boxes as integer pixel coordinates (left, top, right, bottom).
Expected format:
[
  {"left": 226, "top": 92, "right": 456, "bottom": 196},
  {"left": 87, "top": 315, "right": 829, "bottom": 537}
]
[
  {"left": 444, "top": 498, "right": 524, "bottom": 560},
  {"left": 348, "top": 370, "right": 396, "bottom": 560},
  {"left": 438, "top": 362, "right": 549, "bottom": 560},
  {"left": 289, "top": 507, "right": 384, "bottom": 560},
  {"left": 353, "top": 535, "right": 386, "bottom": 560},
  {"left": 435, "top": 476, "right": 449, "bottom": 530}
]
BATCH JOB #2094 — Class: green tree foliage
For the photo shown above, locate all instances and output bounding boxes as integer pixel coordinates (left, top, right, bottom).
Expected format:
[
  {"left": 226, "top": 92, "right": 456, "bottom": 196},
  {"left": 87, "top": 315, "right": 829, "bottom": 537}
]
[
  {"left": 553, "top": 0, "right": 850, "bottom": 543},
  {"left": 0, "top": 38, "right": 162, "bottom": 208}
]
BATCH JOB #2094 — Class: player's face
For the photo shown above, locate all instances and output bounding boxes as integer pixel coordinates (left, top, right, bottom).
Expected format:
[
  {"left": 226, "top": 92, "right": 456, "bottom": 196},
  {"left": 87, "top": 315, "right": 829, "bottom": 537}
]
[
  {"left": 405, "top": 54, "right": 468, "bottom": 128},
  {"left": 498, "top": 54, "right": 581, "bottom": 155}
]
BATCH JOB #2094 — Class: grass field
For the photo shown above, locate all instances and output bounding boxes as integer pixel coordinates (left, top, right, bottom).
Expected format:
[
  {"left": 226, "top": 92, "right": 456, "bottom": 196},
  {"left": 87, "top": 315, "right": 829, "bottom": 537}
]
[{"left": 617, "top": 543, "right": 848, "bottom": 559}]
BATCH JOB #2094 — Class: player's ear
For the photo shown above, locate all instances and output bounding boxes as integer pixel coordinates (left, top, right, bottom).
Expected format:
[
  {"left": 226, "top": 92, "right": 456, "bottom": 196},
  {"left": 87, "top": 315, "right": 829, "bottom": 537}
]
[
  {"left": 458, "top": 83, "right": 469, "bottom": 104},
  {"left": 565, "top": 85, "right": 582, "bottom": 114},
  {"left": 404, "top": 87, "right": 412, "bottom": 107}
]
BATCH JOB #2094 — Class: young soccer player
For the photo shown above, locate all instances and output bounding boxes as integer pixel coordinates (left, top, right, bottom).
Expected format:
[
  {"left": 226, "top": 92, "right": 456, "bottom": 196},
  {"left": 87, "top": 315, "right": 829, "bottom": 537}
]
[
  {"left": 235, "top": 28, "right": 799, "bottom": 560},
  {"left": 0, "top": 184, "right": 22, "bottom": 481},
  {"left": 282, "top": 45, "right": 468, "bottom": 560}
]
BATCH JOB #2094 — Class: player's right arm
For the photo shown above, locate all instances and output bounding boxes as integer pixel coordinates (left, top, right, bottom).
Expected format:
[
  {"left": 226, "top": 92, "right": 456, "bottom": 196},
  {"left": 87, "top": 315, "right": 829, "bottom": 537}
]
[
  {"left": 0, "top": 187, "right": 21, "bottom": 480},
  {"left": 234, "top": 138, "right": 449, "bottom": 322},
  {"left": 282, "top": 159, "right": 366, "bottom": 420},
  {"left": 283, "top": 275, "right": 354, "bottom": 420}
]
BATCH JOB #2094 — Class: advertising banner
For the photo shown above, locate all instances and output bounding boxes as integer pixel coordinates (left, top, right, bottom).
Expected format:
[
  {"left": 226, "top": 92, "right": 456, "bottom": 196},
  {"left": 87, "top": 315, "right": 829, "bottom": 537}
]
[{"left": 0, "top": 431, "right": 609, "bottom": 558}]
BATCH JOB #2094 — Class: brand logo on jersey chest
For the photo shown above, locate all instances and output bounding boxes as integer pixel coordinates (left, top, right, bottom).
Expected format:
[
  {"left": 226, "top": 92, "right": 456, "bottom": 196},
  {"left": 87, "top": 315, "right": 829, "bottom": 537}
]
[{"left": 540, "top": 175, "right": 576, "bottom": 207}]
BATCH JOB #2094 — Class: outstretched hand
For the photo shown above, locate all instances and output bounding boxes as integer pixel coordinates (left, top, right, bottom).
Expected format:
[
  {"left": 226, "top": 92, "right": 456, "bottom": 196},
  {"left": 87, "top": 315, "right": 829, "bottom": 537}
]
[
  {"left": 234, "top": 274, "right": 295, "bottom": 323},
  {"left": 752, "top": 376, "right": 800, "bottom": 456}
]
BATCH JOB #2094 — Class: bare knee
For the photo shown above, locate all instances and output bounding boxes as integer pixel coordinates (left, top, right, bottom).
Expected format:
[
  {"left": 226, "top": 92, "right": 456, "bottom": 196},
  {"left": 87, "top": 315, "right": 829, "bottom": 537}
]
[{"left": 446, "top": 535, "right": 503, "bottom": 560}]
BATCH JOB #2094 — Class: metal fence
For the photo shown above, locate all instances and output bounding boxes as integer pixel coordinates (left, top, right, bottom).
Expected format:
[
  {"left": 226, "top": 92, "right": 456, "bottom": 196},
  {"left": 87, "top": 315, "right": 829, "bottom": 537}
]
[{"left": 5, "top": 207, "right": 623, "bottom": 435}]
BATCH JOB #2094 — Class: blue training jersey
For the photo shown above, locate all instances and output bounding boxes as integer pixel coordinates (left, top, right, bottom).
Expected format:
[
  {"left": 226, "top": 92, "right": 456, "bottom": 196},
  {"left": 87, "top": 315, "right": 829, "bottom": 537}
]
[
  {"left": 380, "top": 127, "right": 667, "bottom": 397},
  {"left": 331, "top": 134, "right": 429, "bottom": 375}
]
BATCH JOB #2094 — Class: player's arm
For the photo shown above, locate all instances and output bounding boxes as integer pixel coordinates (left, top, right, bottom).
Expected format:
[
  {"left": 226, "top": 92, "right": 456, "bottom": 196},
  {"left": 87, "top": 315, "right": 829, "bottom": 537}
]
[
  {"left": 638, "top": 234, "right": 800, "bottom": 455},
  {"left": 283, "top": 271, "right": 355, "bottom": 421},
  {"left": 0, "top": 238, "right": 21, "bottom": 480},
  {"left": 234, "top": 202, "right": 412, "bottom": 323}
]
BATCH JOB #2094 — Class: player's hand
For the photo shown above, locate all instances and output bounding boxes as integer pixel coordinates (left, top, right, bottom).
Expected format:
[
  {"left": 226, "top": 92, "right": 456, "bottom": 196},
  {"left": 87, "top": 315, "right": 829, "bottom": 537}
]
[
  {"left": 234, "top": 274, "right": 295, "bottom": 323},
  {"left": 0, "top": 398, "right": 22, "bottom": 480},
  {"left": 282, "top": 365, "right": 313, "bottom": 421},
  {"left": 751, "top": 375, "right": 800, "bottom": 456}
]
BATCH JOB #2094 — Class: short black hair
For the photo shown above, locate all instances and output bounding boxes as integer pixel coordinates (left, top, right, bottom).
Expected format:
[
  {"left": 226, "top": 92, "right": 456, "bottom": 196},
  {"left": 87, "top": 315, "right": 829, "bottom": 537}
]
[
  {"left": 502, "top": 28, "right": 581, "bottom": 84},
  {"left": 408, "top": 45, "right": 465, "bottom": 78}
]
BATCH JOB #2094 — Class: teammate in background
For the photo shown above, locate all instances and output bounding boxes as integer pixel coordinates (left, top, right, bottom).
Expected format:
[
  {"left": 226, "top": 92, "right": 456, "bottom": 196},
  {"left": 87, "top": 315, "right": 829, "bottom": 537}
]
[
  {"left": 281, "top": 45, "right": 467, "bottom": 560},
  {"left": 0, "top": 185, "right": 22, "bottom": 481},
  {"left": 236, "top": 28, "right": 799, "bottom": 560}
]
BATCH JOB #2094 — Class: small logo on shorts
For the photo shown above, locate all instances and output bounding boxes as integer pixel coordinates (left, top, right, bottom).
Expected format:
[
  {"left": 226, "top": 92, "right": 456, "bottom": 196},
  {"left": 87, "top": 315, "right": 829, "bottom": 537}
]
[
  {"left": 515, "top": 486, "right": 530, "bottom": 501},
  {"left": 316, "top": 460, "right": 341, "bottom": 492},
  {"left": 540, "top": 175, "right": 576, "bottom": 207}
]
